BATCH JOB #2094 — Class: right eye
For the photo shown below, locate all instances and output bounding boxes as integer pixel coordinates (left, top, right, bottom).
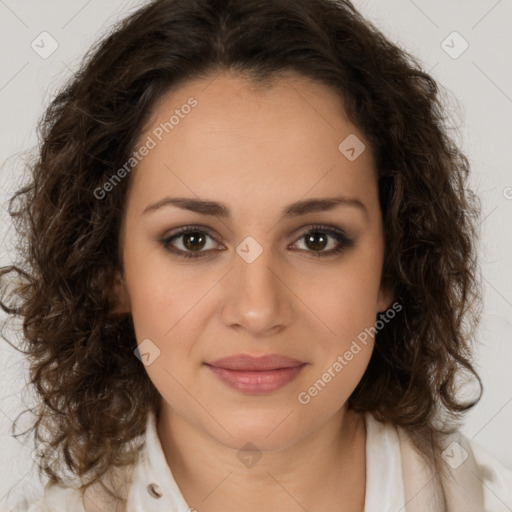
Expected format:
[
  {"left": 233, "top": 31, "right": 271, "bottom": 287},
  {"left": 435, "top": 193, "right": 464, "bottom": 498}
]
[{"left": 161, "top": 226, "right": 223, "bottom": 259}]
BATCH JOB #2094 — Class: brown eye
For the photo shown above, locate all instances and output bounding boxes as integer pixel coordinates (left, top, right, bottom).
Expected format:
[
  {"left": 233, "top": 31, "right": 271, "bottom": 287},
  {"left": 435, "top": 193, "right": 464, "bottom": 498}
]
[
  {"left": 161, "top": 224, "right": 354, "bottom": 260},
  {"left": 181, "top": 231, "right": 208, "bottom": 251},
  {"left": 304, "top": 231, "right": 329, "bottom": 251},
  {"left": 161, "top": 227, "right": 220, "bottom": 259},
  {"left": 292, "top": 225, "right": 354, "bottom": 257}
]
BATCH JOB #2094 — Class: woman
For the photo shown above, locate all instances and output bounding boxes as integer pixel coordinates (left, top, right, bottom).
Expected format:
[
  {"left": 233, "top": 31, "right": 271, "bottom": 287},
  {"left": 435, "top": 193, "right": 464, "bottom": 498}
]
[{"left": 1, "top": 0, "right": 511, "bottom": 510}]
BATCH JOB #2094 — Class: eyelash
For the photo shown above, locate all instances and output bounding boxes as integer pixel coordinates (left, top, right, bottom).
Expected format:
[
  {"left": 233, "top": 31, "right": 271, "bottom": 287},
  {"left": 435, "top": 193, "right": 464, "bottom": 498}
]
[{"left": 160, "top": 224, "right": 354, "bottom": 260}]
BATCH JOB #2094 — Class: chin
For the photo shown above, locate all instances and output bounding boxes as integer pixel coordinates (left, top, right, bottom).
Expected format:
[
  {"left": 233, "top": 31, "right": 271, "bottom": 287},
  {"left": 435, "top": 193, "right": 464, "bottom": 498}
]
[{"left": 204, "top": 411, "right": 311, "bottom": 453}]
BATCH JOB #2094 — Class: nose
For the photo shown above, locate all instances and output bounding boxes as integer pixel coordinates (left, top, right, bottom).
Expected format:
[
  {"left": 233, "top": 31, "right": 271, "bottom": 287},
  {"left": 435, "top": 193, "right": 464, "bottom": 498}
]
[{"left": 219, "top": 243, "right": 294, "bottom": 336}]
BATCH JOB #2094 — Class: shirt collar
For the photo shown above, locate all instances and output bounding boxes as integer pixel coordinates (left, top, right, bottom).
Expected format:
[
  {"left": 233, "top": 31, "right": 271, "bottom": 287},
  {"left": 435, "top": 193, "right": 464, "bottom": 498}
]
[
  {"left": 126, "top": 409, "right": 405, "bottom": 512},
  {"left": 364, "top": 411, "right": 405, "bottom": 511},
  {"left": 126, "top": 408, "right": 191, "bottom": 512}
]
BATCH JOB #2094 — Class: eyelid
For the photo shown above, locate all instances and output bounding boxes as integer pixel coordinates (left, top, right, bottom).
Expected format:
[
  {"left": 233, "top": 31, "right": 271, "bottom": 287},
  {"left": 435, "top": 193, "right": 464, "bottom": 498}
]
[
  {"left": 288, "top": 224, "right": 354, "bottom": 255},
  {"left": 160, "top": 223, "right": 354, "bottom": 259},
  {"left": 161, "top": 224, "right": 223, "bottom": 251}
]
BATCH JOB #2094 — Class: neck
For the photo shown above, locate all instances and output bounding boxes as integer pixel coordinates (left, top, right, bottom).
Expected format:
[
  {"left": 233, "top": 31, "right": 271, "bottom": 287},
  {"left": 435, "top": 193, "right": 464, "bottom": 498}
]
[{"left": 157, "top": 404, "right": 367, "bottom": 512}]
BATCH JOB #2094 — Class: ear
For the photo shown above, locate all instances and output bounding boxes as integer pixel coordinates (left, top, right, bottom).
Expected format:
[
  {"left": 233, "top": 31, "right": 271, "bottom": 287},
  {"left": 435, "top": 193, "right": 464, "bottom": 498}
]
[
  {"left": 111, "top": 271, "right": 131, "bottom": 314},
  {"left": 376, "top": 284, "right": 394, "bottom": 314}
]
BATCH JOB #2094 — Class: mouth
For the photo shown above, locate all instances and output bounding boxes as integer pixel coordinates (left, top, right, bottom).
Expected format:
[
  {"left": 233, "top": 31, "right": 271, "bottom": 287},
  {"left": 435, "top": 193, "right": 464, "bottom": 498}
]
[{"left": 204, "top": 354, "right": 307, "bottom": 394}]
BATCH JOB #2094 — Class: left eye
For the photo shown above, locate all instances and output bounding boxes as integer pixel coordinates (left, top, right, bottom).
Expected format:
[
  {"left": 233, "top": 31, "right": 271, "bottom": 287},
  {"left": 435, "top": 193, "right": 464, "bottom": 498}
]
[
  {"left": 291, "top": 227, "right": 353, "bottom": 256},
  {"left": 161, "top": 224, "right": 353, "bottom": 259}
]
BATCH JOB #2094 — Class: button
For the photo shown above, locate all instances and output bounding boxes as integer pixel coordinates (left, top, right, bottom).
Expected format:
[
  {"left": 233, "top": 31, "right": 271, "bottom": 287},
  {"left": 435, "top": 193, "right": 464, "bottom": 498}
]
[{"left": 147, "top": 482, "right": 163, "bottom": 498}]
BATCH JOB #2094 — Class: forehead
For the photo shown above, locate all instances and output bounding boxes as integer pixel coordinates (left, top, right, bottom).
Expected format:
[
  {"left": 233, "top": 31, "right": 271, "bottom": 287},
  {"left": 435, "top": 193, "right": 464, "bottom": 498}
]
[{"left": 128, "top": 71, "right": 376, "bottom": 216}]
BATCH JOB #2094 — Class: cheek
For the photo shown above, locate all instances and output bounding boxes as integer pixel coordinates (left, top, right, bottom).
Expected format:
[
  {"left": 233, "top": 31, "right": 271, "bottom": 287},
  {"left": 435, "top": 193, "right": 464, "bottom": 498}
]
[
  {"left": 299, "top": 254, "right": 383, "bottom": 344},
  {"left": 123, "top": 237, "right": 202, "bottom": 335},
  {"left": 293, "top": 271, "right": 378, "bottom": 420}
]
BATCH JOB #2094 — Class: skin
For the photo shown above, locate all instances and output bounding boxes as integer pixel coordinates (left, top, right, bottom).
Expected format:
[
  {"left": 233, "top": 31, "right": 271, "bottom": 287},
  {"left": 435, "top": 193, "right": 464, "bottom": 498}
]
[{"left": 113, "top": 70, "right": 392, "bottom": 512}]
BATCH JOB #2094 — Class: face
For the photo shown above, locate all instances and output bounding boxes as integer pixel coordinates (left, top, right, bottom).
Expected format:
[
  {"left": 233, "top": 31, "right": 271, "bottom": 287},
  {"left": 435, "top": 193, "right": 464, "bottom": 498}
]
[{"left": 114, "top": 70, "right": 392, "bottom": 451}]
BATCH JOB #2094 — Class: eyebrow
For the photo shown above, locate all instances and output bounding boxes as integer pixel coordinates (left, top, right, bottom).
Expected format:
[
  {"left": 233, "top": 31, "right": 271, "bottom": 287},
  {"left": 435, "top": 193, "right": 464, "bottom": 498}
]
[{"left": 142, "top": 195, "right": 368, "bottom": 221}]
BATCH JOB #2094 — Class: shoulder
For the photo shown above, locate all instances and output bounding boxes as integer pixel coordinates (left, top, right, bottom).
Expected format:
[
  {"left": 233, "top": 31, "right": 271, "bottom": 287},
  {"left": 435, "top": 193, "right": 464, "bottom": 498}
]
[
  {"left": 22, "top": 467, "right": 135, "bottom": 512},
  {"left": 19, "top": 437, "right": 140, "bottom": 512},
  {"left": 380, "top": 415, "right": 512, "bottom": 511},
  {"left": 21, "top": 475, "right": 130, "bottom": 512},
  {"left": 22, "top": 484, "right": 86, "bottom": 512},
  {"left": 469, "top": 438, "right": 512, "bottom": 509}
]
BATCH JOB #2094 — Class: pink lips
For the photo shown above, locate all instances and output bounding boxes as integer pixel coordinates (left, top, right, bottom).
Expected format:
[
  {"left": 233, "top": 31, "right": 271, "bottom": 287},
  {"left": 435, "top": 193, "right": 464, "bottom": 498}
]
[{"left": 204, "top": 354, "right": 306, "bottom": 394}]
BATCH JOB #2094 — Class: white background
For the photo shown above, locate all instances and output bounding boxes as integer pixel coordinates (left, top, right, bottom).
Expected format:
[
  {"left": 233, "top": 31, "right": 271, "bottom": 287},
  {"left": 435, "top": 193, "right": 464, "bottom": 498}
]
[{"left": 1, "top": 0, "right": 511, "bottom": 508}]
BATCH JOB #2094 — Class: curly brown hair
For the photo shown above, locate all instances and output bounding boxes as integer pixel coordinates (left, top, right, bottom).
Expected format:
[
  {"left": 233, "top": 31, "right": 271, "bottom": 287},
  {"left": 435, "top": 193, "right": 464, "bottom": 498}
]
[{"left": 0, "top": 0, "right": 483, "bottom": 506}]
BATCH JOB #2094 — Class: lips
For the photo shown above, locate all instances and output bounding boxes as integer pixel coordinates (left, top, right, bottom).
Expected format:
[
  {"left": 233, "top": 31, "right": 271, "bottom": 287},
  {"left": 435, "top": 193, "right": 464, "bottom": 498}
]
[
  {"left": 206, "top": 354, "right": 306, "bottom": 371},
  {"left": 204, "top": 354, "right": 307, "bottom": 393}
]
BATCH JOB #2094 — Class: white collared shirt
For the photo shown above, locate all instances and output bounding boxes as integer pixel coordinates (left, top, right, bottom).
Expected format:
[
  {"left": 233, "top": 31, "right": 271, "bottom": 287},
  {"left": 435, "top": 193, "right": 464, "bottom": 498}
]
[{"left": 19, "top": 410, "right": 512, "bottom": 511}]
